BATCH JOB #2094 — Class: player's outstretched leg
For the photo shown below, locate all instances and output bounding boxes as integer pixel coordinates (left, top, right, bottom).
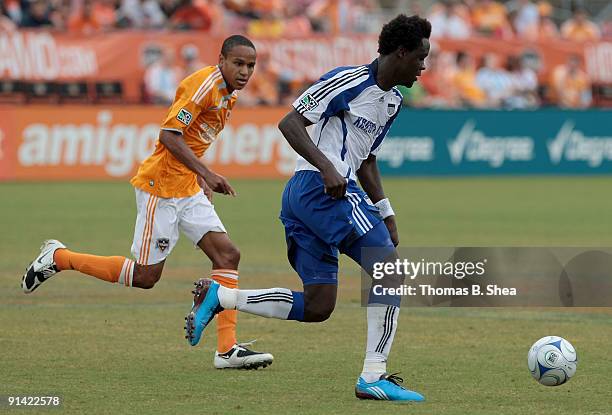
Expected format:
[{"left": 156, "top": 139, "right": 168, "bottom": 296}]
[
  {"left": 184, "top": 277, "right": 307, "bottom": 346},
  {"left": 22, "top": 240, "right": 137, "bottom": 293}
]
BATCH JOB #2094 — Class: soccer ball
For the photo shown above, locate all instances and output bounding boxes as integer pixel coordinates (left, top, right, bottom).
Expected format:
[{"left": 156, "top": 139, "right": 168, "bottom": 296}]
[{"left": 527, "top": 336, "right": 577, "bottom": 386}]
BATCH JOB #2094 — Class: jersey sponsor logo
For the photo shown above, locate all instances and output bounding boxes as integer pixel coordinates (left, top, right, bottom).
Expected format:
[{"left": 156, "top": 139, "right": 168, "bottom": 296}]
[
  {"left": 353, "top": 116, "right": 384, "bottom": 137},
  {"left": 177, "top": 108, "right": 193, "bottom": 126},
  {"left": 197, "top": 122, "right": 219, "bottom": 144},
  {"left": 156, "top": 238, "right": 170, "bottom": 252},
  {"left": 299, "top": 93, "right": 318, "bottom": 111}
]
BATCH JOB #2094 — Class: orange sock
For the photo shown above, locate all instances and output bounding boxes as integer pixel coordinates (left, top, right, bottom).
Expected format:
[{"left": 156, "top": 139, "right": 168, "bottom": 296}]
[
  {"left": 212, "top": 269, "right": 239, "bottom": 353},
  {"left": 54, "top": 249, "right": 135, "bottom": 286}
]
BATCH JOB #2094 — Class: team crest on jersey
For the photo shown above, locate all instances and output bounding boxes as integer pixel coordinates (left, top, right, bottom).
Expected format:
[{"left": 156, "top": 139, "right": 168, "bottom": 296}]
[
  {"left": 300, "top": 93, "right": 318, "bottom": 110},
  {"left": 177, "top": 108, "right": 193, "bottom": 126},
  {"left": 387, "top": 103, "right": 396, "bottom": 116},
  {"left": 156, "top": 238, "right": 170, "bottom": 252}
]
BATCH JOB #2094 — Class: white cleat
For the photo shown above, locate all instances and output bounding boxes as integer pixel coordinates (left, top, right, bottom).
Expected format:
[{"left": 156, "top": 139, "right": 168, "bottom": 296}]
[
  {"left": 214, "top": 341, "right": 274, "bottom": 370},
  {"left": 21, "top": 239, "right": 66, "bottom": 294}
]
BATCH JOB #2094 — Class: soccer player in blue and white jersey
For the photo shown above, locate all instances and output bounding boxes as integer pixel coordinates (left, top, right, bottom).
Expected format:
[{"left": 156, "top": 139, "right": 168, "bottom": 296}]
[{"left": 185, "top": 15, "right": 431, "bottom": 401}]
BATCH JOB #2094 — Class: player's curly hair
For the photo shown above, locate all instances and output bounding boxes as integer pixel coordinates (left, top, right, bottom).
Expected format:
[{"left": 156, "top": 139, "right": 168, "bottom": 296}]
[
  {"left": 221, "top": 35, "right": 256, "bottom": 56},
  {"left": 377, "top": 14, "right": 431, "bottom": 55}
]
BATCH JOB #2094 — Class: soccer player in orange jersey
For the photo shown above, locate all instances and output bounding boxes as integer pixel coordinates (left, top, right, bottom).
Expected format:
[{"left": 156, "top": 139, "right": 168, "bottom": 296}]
[{"left": 22, "top": 35, "right": 273, "bottom": 370}]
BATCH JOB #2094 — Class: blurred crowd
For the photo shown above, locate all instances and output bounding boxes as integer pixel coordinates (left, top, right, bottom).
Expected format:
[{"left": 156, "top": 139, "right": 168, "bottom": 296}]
[
  {"left": 0, "top": 0, "right": 381, "bottom": 35},
  {"left": 141, "top": 43, "right": 295, "bottom": 107},
  {"left": 398, "top": 48, "right": 593, "bottom": 109},
  {"left": 0, "top": 0, "right": 608, "bottom": 38},
  {"left": 1, "top": 0, "right": 608, "bottom": 109},
  {"left": 426, "top": 0, "right": 607, "bottom": 42},
  {"left": 399, "top": 0, "right": 606, "bottom": 108},
  {"left": 142, "top": 39, "right": 594, "bottom": 109}
]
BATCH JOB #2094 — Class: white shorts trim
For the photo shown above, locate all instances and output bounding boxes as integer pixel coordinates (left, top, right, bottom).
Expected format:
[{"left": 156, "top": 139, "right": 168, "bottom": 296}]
[{"left": 131, "top": 188, "right": 226, "bottom": 265}]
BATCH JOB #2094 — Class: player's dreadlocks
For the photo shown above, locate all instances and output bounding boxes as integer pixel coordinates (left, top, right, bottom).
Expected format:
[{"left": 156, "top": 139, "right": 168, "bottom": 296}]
[
  {"left": 221, "top": 35, "right": 256, "bottom": 57},
  {"left": 377, "top": 14, "right": 431, "bottom": 55}
]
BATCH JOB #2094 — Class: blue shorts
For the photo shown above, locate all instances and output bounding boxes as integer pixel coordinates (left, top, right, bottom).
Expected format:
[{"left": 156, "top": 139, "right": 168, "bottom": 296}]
[{"left": 280, "top": 170, "right": 387, "bottom": 286}]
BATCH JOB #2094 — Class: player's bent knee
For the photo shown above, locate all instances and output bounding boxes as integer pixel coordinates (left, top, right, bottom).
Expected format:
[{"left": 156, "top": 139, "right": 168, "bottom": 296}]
[
  {"left": 138, "top": 277, "right": 158, "bottom": 289},
  {"left": 303, "top": 284, "right": 337, "bottom": 322},
  {"left": 303, "top": 308, "right": 334, "bottom": 322},
  {"left": 303, "top": 301, "right": 336, "bottom": 322},
  {"left": 132, "top": 263, "right": 163, "bottom": 289}
]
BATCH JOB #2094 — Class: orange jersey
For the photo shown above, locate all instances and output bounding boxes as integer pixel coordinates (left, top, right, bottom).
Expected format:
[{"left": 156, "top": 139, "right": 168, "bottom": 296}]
[{"left": 131, "top": 66, "right": 238, "bottom": 198}]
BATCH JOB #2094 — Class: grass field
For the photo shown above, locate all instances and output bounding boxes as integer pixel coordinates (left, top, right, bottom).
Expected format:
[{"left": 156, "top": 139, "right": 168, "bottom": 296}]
[{"left": 1, "top": 177, "right": 612, "bottom": 415}]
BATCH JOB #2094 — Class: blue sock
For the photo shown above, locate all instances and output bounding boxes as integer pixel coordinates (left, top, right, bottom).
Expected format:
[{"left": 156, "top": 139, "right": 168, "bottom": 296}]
[{"left": 287, "top": 291, "right": 305, "bottom": 321}]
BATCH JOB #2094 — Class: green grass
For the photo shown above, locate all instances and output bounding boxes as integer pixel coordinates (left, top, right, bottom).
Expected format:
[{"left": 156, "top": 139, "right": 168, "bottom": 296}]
[{"left": 1, "top": 178, "right": 612, "bottom": 415}]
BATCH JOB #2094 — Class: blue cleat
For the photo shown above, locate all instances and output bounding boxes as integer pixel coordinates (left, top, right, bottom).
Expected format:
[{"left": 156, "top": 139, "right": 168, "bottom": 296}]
[
  {"left": 355, "top": 373, "right": 425, "bottom": 402},
  {"left": 184, "top": 278, "right": 223, "bottom": 346}
]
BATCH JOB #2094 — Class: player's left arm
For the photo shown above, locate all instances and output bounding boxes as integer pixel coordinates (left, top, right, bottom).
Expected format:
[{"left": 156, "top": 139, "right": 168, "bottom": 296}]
[{"left": 357, "top": 154, "right": 399, "bottom": 246}]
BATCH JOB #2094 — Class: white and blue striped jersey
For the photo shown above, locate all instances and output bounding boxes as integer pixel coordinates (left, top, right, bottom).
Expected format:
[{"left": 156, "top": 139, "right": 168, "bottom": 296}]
[{"left": 292, "top": 60, "right": 403, "bottom": 180}]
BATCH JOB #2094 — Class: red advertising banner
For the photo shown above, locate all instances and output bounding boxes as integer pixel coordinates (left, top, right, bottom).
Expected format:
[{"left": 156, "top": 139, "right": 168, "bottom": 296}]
[
  {"left": 0, "top": 105, "right": 294, "bottom": 181},
  {"left": 1, "top": 31, "right": 609, "bottom": 103}
]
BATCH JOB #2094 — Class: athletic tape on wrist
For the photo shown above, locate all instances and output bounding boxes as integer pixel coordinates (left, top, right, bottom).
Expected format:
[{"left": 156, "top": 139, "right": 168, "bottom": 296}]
[{"left": 374, "top": 198, "right": 395, "bottom": 219}]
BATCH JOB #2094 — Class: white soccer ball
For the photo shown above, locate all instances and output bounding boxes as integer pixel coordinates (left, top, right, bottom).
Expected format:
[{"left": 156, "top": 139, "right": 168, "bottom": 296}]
[{"left": 527, "top": 336, "right": 577, "bottom": 386}]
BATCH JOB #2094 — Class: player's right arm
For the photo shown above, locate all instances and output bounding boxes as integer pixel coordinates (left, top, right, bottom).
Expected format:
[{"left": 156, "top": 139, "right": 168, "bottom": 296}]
[
  {"left": 159, "top": 74, "right": 235, "bottom": 196},
  {"left": 159, "top": 131, "right": 235, "bottom": 196},
  {"left": 280, "top": 66, "right": 371, "bottom": 199},
  {"left": 278, "top": 110, "right": 347, "bottom": 199}
]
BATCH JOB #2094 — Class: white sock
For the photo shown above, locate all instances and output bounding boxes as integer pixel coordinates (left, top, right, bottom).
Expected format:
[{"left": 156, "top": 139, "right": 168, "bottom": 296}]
[
  {"left": 217, "top": 285, "right": 238, "bottom": 309},
  {"left": 360, "top": 304, "right": 399, "bottom": 383},
  {"left": 218, "top": 286, "right": 294, "bottom": 319},
  {"left": 117, "top": 259, "right": 134, "bottom": 287}
]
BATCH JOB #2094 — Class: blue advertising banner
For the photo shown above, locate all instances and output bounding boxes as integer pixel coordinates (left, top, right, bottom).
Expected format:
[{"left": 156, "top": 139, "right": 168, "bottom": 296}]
[{"left": 377, "top": 110, "right": 612, "bottom": 175}]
